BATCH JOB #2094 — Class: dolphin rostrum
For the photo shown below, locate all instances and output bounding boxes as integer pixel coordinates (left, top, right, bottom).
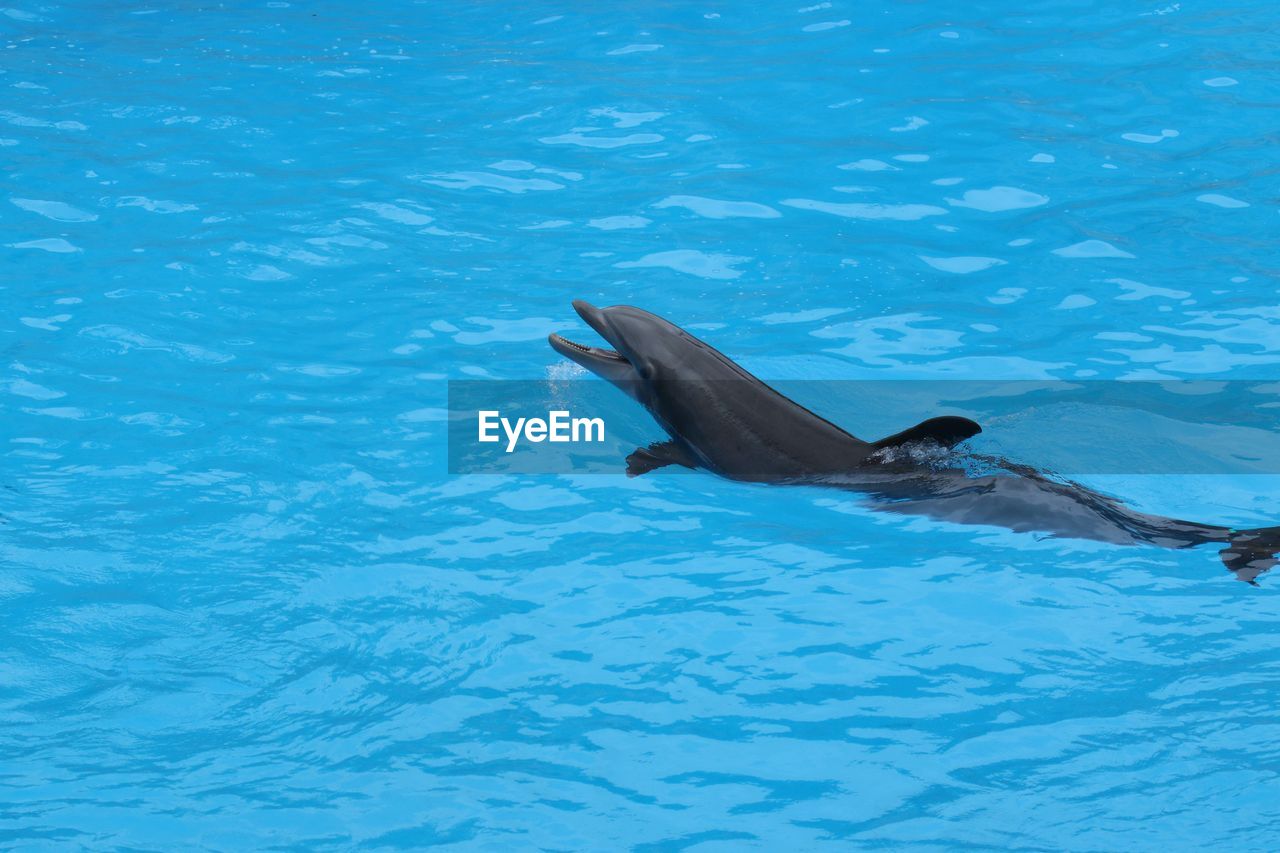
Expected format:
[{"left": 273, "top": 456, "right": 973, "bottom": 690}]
[{"left": 550, "top": 300, "right": 1280, "bottom": 584}]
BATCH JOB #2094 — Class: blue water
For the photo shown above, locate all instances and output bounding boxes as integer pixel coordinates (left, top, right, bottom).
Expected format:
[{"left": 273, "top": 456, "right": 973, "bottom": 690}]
[{"left": 5, "top": 0, "right": 1280, "bottom": 847}]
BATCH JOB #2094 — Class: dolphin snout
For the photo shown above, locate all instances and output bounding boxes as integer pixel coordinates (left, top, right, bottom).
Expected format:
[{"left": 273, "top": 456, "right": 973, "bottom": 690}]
[
  {"left": 571, "top": 300, "right": 610, "bottom": 339},
  {"left": 549, "top": 299, "right": 638, "bottom": 390}
]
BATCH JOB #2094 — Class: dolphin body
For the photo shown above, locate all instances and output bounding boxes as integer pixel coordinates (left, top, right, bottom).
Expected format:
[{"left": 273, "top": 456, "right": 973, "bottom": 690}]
[{"left": 550, "top": 300, "right": 1280, "bottom": 584}]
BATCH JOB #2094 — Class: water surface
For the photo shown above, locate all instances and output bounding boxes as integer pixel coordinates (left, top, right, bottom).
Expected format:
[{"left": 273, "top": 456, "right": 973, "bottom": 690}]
[{"left": 4, "top": 0, "right": 1280, "bottom": 848}]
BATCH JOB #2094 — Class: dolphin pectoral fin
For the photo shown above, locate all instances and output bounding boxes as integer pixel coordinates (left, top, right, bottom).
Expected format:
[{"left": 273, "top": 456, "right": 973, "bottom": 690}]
[
  {"left": 625, "top": 441, "right": 697, "bottom": 477},
  {"left": 872, "top": 416, "right": 982, "bottom": 450}
]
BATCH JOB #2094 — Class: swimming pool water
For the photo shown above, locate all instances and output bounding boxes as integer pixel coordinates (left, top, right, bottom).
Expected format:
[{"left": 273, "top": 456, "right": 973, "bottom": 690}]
[{"left": 4, "top": 1, "right": 1280, "bottom": 847}]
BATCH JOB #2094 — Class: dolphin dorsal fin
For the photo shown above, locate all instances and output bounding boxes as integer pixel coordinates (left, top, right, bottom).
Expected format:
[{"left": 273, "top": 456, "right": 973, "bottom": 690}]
[
  {"left": 626, "top": 441, "right": 698, "bottom": 477},
  {"left": 872, "top": 416, "right": 981, "bottom": 450}
]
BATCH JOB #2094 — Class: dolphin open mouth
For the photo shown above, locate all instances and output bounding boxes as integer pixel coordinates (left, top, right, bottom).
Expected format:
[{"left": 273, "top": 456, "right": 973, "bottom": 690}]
[
  {"left": 548, "top": 333, "right": 627, "bottom": 362},
  {"left": 549, "top": 300, "right": 631, "bottom": 370}
]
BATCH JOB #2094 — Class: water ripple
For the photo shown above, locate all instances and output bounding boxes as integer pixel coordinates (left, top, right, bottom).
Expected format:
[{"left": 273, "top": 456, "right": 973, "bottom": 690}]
[{"left": 5, "top": 1, "right": 1280, "bottom": 847}]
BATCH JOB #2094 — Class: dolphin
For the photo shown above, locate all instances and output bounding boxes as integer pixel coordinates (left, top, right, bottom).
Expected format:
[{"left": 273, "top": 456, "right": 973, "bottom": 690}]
[{"left": 550, "top": 300, "right": 1280, "bottom": 584}]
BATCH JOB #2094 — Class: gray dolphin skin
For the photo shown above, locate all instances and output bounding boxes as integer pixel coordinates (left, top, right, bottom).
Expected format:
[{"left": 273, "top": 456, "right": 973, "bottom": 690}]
[{"left": 550, "top": 300, "right": 1280, "bottom": 584}]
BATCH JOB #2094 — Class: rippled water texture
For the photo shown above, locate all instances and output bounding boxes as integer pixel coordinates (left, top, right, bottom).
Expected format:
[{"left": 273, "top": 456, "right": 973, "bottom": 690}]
[{"left": 4, "top": 0, "right": 1280, "bottom": 848}]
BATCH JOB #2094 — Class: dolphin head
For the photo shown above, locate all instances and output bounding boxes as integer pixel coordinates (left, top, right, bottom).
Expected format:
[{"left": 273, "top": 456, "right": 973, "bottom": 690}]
[{"left": 549, "top": 300, "right": 690, "bottom": 400}]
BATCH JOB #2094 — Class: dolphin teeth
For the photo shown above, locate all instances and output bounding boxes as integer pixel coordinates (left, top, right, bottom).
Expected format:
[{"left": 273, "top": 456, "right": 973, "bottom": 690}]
[
  {"left": 559, "top": 335, "right": 592, "bottom": 353},
  {"left": 551, "top": 333, "right": 625, "bottom": 361}
]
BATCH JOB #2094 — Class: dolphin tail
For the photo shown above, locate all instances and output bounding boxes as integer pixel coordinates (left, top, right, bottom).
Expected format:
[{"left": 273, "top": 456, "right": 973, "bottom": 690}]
[{"left": 1220, "top": 526, "right": 1280, "bottom": 585}]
